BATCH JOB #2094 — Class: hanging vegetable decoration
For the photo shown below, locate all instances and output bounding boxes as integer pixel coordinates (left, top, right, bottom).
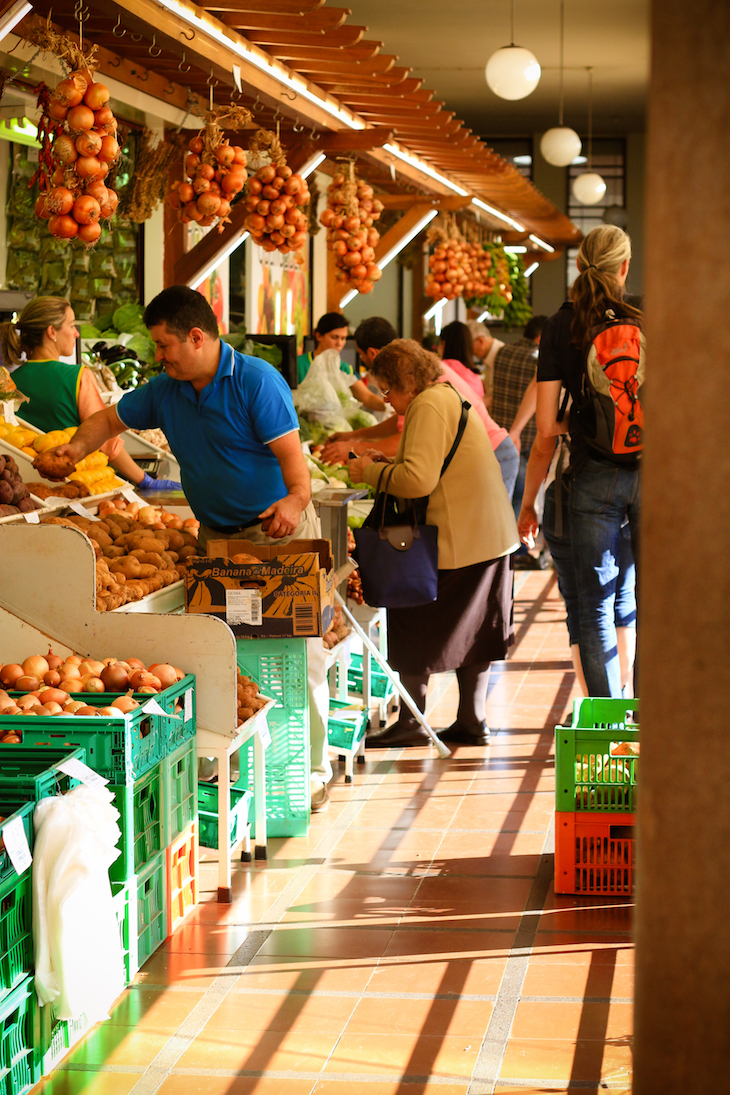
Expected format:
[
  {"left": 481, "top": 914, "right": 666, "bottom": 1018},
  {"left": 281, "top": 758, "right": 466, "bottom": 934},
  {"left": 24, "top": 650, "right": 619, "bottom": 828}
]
[
  {"left": 500, "top": 252, "right": 532, "bottom": 329},
  {"left": 26, "top": 24, "right": 119, "bottom": 246},
  {"left": 243, "top": 128, "right": 310, "bottom": 260},
  {"left": 425, "top": 218, "right": 473, "bottom": 302},
  {"left": 463, "top": 241, "right": 514, "bottom": 316},
  {"left": 426, "top": 217, "right": 526, "bottom": 321},
  {"left": 320, "top": 164, "right": 383, "bottom": 295},
  {"left": 167, "top": 103, "right": 251, "bottom": 231}
]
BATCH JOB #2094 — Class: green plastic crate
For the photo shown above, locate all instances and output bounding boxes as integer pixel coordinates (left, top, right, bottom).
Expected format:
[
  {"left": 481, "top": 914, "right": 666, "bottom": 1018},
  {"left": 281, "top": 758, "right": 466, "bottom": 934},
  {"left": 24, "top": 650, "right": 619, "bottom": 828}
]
[
  {"left": 0, "top": 872, "right": 31, "bottom": 1004},
  {"left": 35, "top": 1001, "right": 91, "bottom": 1079},
  {"left": 198, "top": 784, "right": 252, "bottom": 850},
  {"left": 136, "top": 851, "right": 167, "bottom": 968},
  {"left": 235, "top": 637, "right": 309, "bottom": 838},
  {"left": 0, "top": 805, "right": 34, "bottom": 893},
  {"left": 555, "top": 699, "right": 640, "bottom": 813},
  {"left": 346, "top": 653, "right": 394, "bottom": 700},
  {"left": 9, "top": 703, "right": 163, "bottom": 783},
  {"left": 0, "top": 746, "right": 85, "bottom": 805},
  {"left": 109, "top": 763, "right": 163, "bottom": 884},
  {"left": 328, "top": 698, "right": 368, "bottom": 751},
  {"left": 110, "top": 881, "right": 133, "bottom": 986},
  {"left": 163, "top": 740, "right": 197, "bottom": 847},
  {"left": 0, "top": 976, "right": 36, "bottom": 1095},
  {"left": 152, "top": 675, "right": 196, "bottom": 752}
]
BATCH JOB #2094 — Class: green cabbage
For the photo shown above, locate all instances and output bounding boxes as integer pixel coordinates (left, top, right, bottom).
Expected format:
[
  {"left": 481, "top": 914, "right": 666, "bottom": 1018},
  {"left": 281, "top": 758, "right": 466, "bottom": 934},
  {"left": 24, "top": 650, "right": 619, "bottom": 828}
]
[
  {"left": 79, "top": 324, "right": 102, "bottom": 339},
  {"left": 126, "top": 332, "right": 156, "bottom": 365},
  {"left": 112, "top": 302, "right": 146, "bottom": 334},
  {"left": 347, "top": 409, "right": 377, "bottom": 430}
]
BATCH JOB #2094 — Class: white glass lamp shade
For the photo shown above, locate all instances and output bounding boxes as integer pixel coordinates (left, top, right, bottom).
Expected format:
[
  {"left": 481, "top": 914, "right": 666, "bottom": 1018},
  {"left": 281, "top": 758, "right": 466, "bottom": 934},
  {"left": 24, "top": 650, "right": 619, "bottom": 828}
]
[
  {"left": 485, "top": 45, "right": 541, "bottom": 100},
  {"left": 572, "top": 172, "right": 607, "bottom": 205},
  {"left": 540, "top": 127, "right": 582, "bottom": 167}
]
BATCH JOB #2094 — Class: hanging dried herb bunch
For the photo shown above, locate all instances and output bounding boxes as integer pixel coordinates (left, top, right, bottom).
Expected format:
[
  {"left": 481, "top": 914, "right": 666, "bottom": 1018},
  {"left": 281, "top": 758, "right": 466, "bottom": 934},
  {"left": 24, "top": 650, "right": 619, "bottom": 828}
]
[
  {"left": 119, "top": 127, "right": 186, "bottom": 222},
  {"left": 23, "top": 15, "right": 99, "bottom": 74},
  {"left": 167, "top": 103, "right": 251, "bottom": 232}
]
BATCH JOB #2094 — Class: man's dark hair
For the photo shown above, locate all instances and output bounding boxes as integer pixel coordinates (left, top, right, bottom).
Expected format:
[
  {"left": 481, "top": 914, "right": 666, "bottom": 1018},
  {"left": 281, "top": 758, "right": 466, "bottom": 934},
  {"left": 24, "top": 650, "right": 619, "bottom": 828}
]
[
  {"left": 144, "top": 286, "right": 219, "bottom": 340},
  {"left": 353, "top": 316, "right": 397, "bottom": 352},
  {"left": 524, "top": 314, "right": 548, "bottom": 341}
]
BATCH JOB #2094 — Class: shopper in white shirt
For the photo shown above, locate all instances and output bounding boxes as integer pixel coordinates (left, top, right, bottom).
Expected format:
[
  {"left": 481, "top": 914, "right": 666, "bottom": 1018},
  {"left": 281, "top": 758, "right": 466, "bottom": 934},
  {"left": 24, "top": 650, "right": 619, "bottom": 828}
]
[{"left": 467, "top": 319, "right": 504, "bottom": 409}]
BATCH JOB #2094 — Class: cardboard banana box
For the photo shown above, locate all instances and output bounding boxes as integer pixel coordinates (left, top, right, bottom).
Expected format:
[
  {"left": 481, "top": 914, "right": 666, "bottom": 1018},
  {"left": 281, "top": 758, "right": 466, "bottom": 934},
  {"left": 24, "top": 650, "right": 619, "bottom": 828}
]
[{"left": 184, "top": 538, "right": 336, "bottom": 638}]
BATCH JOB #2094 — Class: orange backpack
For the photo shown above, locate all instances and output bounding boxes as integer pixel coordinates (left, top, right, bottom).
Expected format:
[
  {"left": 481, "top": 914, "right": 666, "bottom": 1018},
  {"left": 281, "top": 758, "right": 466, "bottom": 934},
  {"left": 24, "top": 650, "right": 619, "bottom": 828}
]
[{"left": 573, "top": 310, "right": 646, "bottom": 461}]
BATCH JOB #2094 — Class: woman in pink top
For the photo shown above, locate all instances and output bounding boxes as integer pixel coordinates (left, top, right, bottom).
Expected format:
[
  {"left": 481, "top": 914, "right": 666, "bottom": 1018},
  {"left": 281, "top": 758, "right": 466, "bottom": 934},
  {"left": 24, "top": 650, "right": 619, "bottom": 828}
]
[{"left": 440, "top": 321, "right": 519, "bottom": 497}]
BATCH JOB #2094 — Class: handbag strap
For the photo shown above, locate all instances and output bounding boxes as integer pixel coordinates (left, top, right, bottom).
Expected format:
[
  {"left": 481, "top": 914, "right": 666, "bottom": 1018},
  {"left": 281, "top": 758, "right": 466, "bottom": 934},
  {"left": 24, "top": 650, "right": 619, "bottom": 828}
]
[{"left": 439, "top": 383, "right": 470, "bottom": 477}]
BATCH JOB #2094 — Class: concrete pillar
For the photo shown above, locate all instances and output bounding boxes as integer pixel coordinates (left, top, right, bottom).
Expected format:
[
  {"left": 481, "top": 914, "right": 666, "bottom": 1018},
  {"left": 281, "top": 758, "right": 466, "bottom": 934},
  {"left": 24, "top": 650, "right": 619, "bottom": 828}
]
[
  {"left": 634, "top": 2, "right": 730, "bottom": 1090},
  {"left": 531, "top": 134, "right": 568, "bottom": 317}
]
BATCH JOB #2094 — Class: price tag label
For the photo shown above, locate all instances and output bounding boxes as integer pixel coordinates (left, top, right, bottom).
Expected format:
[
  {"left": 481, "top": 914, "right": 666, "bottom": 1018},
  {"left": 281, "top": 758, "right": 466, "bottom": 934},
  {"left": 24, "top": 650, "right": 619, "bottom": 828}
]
[
  {"left": 141, "top": 697, "right": 180, "bottom": 719},
  {"left": 226, "top": 588, "right": 262, "bottom": 626},
  {"left": 184, "top": 689, "right": 193, "bottom": 723},
  {"left": 1, "top": 401, "right": 18, "bottom": 424},
  {"left": 56, "top": 757, "right": 109, "bottom": 790},
  {"left": 68, "top": 501, "right": 100, "bottom": 521},
  {"left": 232, "top": 64, "right": 242, "bottom": 92},
  {"left": 258, "top": 719, "right": 272, "bottom": 748},
  {"left": 23, "top": 511, "right": 40, "bottom": 523},
  {"left": 121, "top": 487, "right": 145, "bottom": 505},
  {"left": 1, "top": 816, "right": 32, "bottom": 875}
]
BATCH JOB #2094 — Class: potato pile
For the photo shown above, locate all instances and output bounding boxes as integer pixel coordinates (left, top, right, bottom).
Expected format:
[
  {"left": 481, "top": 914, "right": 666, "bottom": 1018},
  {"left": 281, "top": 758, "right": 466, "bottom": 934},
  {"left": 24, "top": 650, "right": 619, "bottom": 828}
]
[
  {"left": 323, "top": 604, "right": 351, "bottom": 650},
  {"left": 0, "top": 454, "right": 40, "bottom": 517},
  {"left": 237, "top": 671, "right": 267, "bottom": 726},
  {"left": 40, "top": 503, "right": 200, "bottom": 611}
]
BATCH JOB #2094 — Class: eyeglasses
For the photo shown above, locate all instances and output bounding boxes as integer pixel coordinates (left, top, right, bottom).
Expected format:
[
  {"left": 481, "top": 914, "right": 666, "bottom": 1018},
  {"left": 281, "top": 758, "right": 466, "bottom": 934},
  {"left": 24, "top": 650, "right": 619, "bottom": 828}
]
[{"left": 379, "top": 387, "right": 390, "bottom": 398}]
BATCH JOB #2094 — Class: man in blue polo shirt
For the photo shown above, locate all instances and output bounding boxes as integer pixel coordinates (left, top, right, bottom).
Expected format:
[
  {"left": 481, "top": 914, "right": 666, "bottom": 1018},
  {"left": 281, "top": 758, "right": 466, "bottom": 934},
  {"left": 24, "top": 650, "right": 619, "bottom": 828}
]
[{"left": 46, "top": 285, "right": 332, "bottom": 811}]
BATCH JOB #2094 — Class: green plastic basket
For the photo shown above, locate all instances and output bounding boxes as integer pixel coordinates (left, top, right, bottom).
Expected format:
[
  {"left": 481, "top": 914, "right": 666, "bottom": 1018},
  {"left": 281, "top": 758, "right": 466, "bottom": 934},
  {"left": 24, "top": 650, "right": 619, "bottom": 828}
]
[
  {"left": 109, "top": 763, "right": 163, "bottom": 884},
  {"left": 35, "top": 1001, "right": 90, "bottom": 1079},
  {"left": 0, "top": 976, "right": 36, "bottom": 1095},
  {"left": 8, "top": 704, "right": 163, "bottom": 783},
  {"left": 235, "top": 638, "right": 309, "bottom": 837},
  {"left": 0, "top": 804, "right": 34, "bottom": 894},
  {"left": 0, "top": 746, "right": 85, "bottom": 805},
  {"left": 110, "top": 881, "right": 132, "bottom": 986},
  {"left": 0, "top": 872, "right": 31, "bottom": 1004},
  {"left": 555, "top": 700, "right": 640, "bottom": 813},
  {"left": 198, "top": 784, "right": 252, "bottom": 850},
  {"left": 163, "top": 740, "right": 197, "bottom": 847},
  {"left": 346, "top": 653, "right": 394, "bottom": 699},
  {"left": 136, "top": 851, "right": 167, "bottom": 968},
  {"left": 327, "top": 698, "right": 368, "bottom": 751},
  {"left": 152, "top": 675, "right": 196, "bottom": 752}
]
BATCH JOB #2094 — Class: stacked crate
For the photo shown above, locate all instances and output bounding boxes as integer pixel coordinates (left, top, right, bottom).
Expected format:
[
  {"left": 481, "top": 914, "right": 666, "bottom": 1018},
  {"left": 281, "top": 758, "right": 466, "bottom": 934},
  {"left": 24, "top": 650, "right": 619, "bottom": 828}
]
[
  {"left": 554, "top": 698, "right": 639, "bottom": 896},
  {"left": 235, "top": 638, "right": 309, "bottom": 837}
]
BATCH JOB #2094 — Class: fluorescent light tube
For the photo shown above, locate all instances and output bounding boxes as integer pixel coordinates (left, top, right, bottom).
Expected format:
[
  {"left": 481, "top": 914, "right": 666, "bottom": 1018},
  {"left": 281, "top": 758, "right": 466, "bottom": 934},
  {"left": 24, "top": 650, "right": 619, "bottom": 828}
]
[
  {"left": 471, "top": 197, "right": 525, "bottom": 232},
  {"left": 189, "top": 230, "right": 250, "bottom": 289},
  {"left": 524, "top": 262, "right": 540, "bottom": 277},
  {"left": 0, "top": 0, "right": 32, "bottom": 44},
  {"left": 528, "top": 234, "right": 555, "bottom": 253}
]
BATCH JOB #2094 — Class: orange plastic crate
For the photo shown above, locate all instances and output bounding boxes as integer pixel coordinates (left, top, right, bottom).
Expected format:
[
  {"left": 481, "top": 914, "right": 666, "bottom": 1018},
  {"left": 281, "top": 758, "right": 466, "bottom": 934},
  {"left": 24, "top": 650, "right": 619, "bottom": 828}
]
[
  {"left": 554, "top": 811, "right": 636, "bottom": 895},
  {"left": 166, "top": 820, "right": 198, "bottom": 936}
]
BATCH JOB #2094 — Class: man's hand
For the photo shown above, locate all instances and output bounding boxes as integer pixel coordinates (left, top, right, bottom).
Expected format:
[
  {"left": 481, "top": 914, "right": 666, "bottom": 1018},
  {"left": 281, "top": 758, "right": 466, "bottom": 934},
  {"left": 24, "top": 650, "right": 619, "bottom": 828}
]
[
  {"left": 32, "top": 445, "right": 83, "bottom": 481},
  {"left": 321, "top": 439, "right": 352, "bottom": 464},
  {"left": 327, "top": 430, "right": 353, "bottom": 442},
  {"left": 258, "top": 494, "right": 304, "bottom": 538},
  {"left": 508, "top": 431, "right": 522, "bottom": 455},
  {"left": 517, "top": 504, "right": 539, "bottom": 548}
]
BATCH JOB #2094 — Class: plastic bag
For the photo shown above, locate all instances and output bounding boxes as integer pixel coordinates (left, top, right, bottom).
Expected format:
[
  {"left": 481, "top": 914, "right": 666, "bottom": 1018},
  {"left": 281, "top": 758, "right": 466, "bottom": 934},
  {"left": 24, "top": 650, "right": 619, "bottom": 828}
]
[
  {"left": 33, "top": 785, "right": 125, "bottom": 1022},
  {"left": 293, "top": 348, "right": 361, "bottom": 425}
]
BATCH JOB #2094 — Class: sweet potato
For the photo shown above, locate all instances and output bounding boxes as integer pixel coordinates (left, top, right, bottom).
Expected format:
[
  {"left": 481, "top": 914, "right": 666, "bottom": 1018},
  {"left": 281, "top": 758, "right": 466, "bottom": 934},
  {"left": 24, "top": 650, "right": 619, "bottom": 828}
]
[
  {"left": 165, "top": 530, "right": 184, "bottom": 551},
  {"left": 102, "top": 545, "right": 126, "bottom": 558},
  {"left": 33, "top": 450, "right": 76, "bottom": 481},
  {"left": 87, "top": 528, "right": 113, "bottom": 548}
]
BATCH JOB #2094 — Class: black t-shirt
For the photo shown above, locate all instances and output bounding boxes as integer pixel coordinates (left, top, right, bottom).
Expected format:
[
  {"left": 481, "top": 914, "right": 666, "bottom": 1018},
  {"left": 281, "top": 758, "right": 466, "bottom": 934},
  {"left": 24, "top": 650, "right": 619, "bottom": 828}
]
[{"left": 537, "top": 299, "right": 640, "bottom": 468}]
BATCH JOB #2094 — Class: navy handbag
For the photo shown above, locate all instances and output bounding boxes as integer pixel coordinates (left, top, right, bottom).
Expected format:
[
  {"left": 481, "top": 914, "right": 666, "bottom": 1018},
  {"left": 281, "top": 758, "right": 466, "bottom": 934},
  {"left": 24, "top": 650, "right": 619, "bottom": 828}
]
[{"left": 352, "top": 391, "right": 469, "bottom": 609}]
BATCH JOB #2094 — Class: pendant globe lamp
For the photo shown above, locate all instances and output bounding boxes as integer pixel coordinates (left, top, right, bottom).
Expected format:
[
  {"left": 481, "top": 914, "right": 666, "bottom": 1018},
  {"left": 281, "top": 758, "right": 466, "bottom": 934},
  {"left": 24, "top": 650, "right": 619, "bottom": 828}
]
[
  {"left": 485, "top": 0, "right": 541, "bottom": 101},
  {"left": 572, "top": 67, "right": 606, "bottom": 204},
  {"left": 540, "top": 0, "right": 582, "bottom": 166}
]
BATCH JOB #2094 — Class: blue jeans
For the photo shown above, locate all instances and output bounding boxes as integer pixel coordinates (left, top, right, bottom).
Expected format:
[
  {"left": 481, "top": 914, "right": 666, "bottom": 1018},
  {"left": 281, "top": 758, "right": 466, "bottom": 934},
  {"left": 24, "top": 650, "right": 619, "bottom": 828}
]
[
  {"left": 543, "top": 480, "right": 636, "bottom": 648},
  {"left": 494, "top": 435, "right": 519, "bottom": 500},
  {"left": 569, "top": 458, "right": 640, "bottom": 697}
]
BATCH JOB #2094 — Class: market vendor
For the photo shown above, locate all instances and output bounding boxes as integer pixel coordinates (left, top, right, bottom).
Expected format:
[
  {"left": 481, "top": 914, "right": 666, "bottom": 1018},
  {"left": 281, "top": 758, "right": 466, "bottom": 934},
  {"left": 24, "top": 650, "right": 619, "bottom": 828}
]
[
  {"left": 0, "top": 297, "right": 179, "bottom": 492},
  {"left": 298, "top": 311, "right": 385, "bottom": 413},
  {"left": 43, "top": 285, "right": 332, "bottom": 813}
]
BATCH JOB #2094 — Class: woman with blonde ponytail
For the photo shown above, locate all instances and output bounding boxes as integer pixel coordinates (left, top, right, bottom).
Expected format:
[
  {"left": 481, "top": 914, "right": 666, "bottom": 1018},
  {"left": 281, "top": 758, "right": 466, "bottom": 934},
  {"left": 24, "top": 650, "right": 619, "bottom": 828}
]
[
  {"left": 0, "top": 297, "right": 159, "bottom": 489},
  {"left": 518, "top": 225, "right": 641, "bottom": 698}
]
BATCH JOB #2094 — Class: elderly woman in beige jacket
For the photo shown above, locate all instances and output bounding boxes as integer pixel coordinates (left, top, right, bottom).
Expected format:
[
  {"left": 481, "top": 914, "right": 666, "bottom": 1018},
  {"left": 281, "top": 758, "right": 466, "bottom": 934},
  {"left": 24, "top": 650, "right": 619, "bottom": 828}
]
[{"left": 349, "top": 339, "right": 519, "bottom": 748}]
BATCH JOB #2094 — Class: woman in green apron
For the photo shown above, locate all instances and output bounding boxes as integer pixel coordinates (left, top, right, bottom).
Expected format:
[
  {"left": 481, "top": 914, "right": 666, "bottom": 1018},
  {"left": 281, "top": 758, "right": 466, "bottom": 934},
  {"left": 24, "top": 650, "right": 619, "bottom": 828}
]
[
  {"left": 0, "top": 297, "right": 176, "bottom": 489},
  {"left": 297, "top": 311, "right": 384, "bottom": 411}
]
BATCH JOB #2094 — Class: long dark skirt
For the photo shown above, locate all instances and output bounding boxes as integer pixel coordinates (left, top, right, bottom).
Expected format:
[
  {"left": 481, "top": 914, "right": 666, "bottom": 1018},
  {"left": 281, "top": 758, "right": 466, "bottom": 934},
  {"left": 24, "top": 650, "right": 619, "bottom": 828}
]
[{"left": 387, "top": 554, "right": 515, "bottom": 676}]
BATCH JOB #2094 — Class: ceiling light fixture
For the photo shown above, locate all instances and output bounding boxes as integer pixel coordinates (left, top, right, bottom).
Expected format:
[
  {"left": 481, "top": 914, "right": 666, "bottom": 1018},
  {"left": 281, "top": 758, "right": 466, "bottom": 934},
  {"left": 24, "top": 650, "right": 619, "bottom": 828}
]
[
  {"left": 524, "top": 262, "right": 540, "bottom": 277},
  {"left": 485, "top": 0, "right": 541, "bottom": 101},
  {"left": 0, "top": 0, "right": 32, "bottom": 44},
  {"left": 540, "top": 0, "right": 582, "bottom": 167},
  {"left": 340, "top": 287, "right": 358, "bottom": 308},
  {"left": 504, "top": 245, "right": 527, "bottom": 253},
  {"left": 299, "top": 151, "right": 327, "bottom": 179},
  {"left": 471, "top": 197, "right": 525, "bottom": 233},
  {"left": 423, "top": 297, "right": 448, "bottom": 335},
  {"left": 528, "top": 234, "right": 555, "bottom": 253},
  {"left": 154, "top": 0, "right": 364, "bottom": 131},
  {"left": 383, "top": 143, "right": 469, "bottom": 197},
  {"left": 572, "top": 67, "right": 606, "bottom": 205},
  {"left": 189, "top": 229, "right": 250, "bottom": 289}
]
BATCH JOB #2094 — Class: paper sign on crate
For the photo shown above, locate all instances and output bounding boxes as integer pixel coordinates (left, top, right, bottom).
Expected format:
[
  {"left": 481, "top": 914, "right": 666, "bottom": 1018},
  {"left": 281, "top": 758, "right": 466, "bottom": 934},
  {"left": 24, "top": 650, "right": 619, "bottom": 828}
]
[
  {"left": 184, "top": 539, "right": 336, "bottom": 637},
  {"left": 56, "top": 757, "right": 109, "bottom": 790},
  {"left": 1, "top": 815, "right": 32, "bottom": 874}
]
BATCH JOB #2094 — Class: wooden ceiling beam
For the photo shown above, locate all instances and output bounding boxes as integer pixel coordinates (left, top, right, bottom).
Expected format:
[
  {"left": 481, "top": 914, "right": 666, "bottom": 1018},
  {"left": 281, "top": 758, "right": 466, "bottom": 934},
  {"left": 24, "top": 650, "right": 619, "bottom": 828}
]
[
  {"left": 204, "top": 0, "right": 326, "bottom": 10},
  {"left": 265, "top": 42, "right": 384, "bottom": 63},
  {"left": 243, "top": 25, "right": 367, "bottom": 47},
  {"left": 281, "top": 55, "right": 397, "bottom": 76},
  {"left": 322, "top": 78, "right": 424, "bottom": 96},
  {"left": 220, "top": 8, "right": 350, "bottom": 31},
  {"left": 373, "top": 204, "right": 434, "bottom": 265},
  {"left": 318, "top": 127, "right": 394, "bottom": 152},
  {"left": 345, "top": 100, "right": 444, "bottom": 115},
  {"left": 377, "top": 194, "right": 472, "bottom": 211}
]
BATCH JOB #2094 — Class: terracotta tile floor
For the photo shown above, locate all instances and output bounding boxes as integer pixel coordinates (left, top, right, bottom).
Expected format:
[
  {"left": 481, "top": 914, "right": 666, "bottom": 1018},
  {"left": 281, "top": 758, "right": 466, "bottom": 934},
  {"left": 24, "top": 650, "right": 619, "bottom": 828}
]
[{"left": 35, "top": 571, "right": 634, "bottom": 1095}]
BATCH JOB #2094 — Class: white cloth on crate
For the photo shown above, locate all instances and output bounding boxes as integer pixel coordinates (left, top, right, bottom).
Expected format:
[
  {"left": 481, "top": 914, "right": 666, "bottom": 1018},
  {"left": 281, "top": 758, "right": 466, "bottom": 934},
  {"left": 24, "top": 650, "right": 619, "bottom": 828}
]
[{"left": 33, "top": 785, "right": 125, "bottom": 1022}]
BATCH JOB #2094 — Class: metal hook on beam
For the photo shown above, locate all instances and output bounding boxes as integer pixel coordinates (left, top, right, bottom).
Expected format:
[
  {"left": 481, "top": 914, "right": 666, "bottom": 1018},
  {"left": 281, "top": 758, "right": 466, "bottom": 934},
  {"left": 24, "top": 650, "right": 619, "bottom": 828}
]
[
  {"left": 112, "top": 13, "right": 125, "bottom": 37},
  {"left": 280, "top": 89, "right": 296, "bottom": 102},
  {"left": 292, "top": 116, "right": 304, "bottom": 132},
  {"left": 180, "top": 26, "right": 195, "bottom": 41},
  {"left": 178, "top": 51, "right": 191, "bottom": 73},
  {"left": 148, "top": 34, "right": 162, "bottom": 58},
  {"left": 207, "top": 67, "right": 219, "bottom": 88}
]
